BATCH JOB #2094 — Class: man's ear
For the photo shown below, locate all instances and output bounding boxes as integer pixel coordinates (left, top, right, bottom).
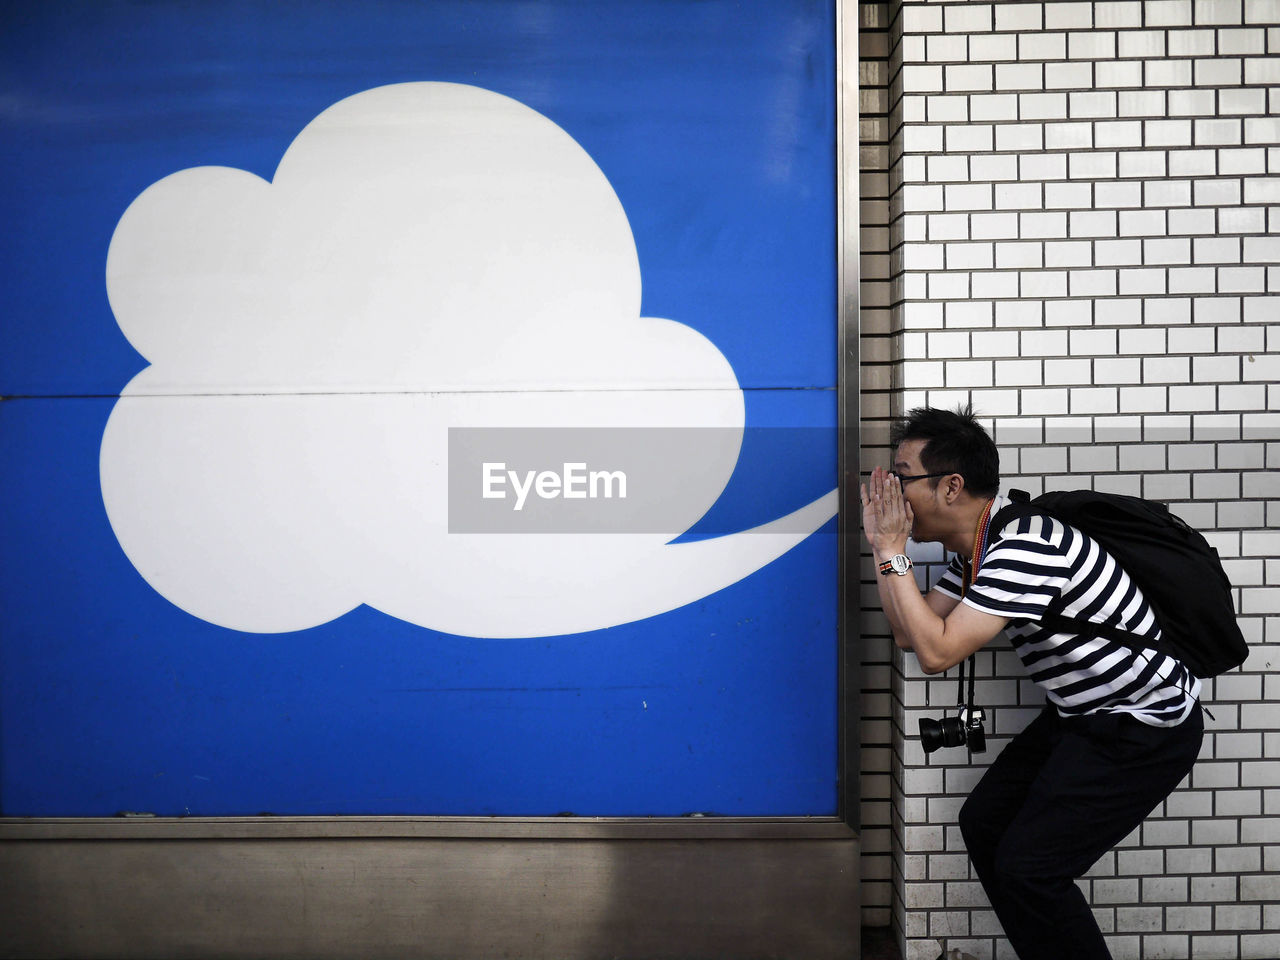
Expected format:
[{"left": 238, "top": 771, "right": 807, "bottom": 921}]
[{"left": 942, "top": 472, "right": 966, "bottom": 504}]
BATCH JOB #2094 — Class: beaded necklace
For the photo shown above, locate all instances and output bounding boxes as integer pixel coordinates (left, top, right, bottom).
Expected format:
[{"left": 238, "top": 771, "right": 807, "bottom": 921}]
[{"left": 963, "top": 498, "right": 996, "bottom": 596}]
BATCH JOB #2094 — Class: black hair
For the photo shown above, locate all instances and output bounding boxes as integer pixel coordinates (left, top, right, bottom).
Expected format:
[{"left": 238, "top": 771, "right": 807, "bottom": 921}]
[{"left": 889, "top": 403, "right": 1000, "bottom": 498}]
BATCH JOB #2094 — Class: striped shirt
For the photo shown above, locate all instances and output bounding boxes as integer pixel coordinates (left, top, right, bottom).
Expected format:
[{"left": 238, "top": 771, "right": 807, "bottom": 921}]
[{"left": 935, "top": 495, "right": 1201, "bottom": 727}]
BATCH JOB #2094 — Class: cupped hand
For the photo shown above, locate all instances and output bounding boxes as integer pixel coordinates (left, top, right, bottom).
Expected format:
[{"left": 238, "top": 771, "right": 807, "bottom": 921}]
[{"left": 860, "top": 466, "right": 913, "bottom": 556}]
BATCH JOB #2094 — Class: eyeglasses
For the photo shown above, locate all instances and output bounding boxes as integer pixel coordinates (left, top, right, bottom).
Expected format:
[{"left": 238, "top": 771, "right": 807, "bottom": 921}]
[{"left": 890, "top": 471, "right": 953, "bottom": 485}]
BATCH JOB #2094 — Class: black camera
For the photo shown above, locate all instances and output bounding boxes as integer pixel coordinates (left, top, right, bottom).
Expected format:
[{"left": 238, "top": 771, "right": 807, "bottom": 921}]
[{"left": 919, "top": 706, "right": 986, "bottom": 754}]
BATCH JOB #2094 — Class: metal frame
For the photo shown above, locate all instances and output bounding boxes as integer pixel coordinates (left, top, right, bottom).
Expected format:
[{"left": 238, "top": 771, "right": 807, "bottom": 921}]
[
  {"left": 836, "top": 0, "right": 863, "bottom": 831},
  {"left": 1, "top": 3, "right": 860, "bottom": 957}
]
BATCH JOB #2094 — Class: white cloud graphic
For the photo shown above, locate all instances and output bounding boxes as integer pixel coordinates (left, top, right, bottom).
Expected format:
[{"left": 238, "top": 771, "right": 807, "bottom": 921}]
[{"left": 100, "top": 82, "right": 836, "bottom": 637}]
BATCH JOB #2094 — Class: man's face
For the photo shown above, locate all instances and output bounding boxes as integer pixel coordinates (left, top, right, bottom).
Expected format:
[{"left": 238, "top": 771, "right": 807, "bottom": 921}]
[{"left": 892, "top": 438, "right": 946, "bottom": 543}]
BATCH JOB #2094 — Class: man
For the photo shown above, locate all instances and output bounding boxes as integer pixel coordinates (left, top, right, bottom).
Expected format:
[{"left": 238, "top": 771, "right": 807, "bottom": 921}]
[{"left": 861, "top": 405, "right": 1202, "bottom": 960}]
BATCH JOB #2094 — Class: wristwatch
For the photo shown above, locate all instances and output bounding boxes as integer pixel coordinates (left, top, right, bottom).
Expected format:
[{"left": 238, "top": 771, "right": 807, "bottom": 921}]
[{"left": 879, "top": 554, "right": 913, "bottom": 577}]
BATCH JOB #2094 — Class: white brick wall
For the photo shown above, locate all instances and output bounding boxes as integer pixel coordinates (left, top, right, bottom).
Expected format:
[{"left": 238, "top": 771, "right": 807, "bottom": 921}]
[{"left": 864, "top": 1, "right": 1280, "bottom": 957}]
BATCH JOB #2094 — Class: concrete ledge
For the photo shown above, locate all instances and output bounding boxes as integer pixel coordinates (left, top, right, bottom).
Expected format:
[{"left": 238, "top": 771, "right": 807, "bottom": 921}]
[{"left": 0, "top": 817, "right": 860, "bottom": 960}]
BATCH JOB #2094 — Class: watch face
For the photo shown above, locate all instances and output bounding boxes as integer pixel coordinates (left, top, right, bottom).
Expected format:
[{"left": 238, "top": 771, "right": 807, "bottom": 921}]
[{"left": 891, "top": 555, "right": 911, "bottom": 575}]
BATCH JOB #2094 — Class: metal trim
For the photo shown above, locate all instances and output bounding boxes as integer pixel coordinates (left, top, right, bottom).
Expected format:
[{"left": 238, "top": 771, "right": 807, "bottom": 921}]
[
  {"left": 0, "top": 815, "right": 856, "bottom": 842},
  {"left": 836, "top": 0, "right": 863, "bottom": 830}
]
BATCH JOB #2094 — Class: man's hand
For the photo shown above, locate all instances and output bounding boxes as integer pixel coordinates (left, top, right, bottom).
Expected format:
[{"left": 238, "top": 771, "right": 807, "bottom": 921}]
[{"left": 861, "top": 466, "right": 913, "bottom": 557}]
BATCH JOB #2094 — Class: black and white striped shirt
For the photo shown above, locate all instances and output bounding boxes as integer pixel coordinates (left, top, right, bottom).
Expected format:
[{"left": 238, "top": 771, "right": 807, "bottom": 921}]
[{"left": 935, "top": 495, "right": 1201, "bottom": 727}]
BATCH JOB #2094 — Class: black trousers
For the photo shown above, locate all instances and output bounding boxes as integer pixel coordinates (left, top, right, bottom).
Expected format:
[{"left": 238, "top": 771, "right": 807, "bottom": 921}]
[{"left": 958, "top": 703, "right": 1203, "bottom": 960}]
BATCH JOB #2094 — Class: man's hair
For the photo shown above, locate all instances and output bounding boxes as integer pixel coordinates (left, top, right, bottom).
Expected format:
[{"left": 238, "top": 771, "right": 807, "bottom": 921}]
[{"left": 890, "top": 404, "right": 1000, "bottom": 498}]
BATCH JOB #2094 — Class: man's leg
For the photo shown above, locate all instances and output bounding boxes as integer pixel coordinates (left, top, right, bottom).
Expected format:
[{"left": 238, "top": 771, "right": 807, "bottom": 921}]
[
  {"left": 970, "top": 705, "right": 1204, "bottom": 960},
  {"left": 958, "top": 706, "right": 1062, "bottom": 892}
]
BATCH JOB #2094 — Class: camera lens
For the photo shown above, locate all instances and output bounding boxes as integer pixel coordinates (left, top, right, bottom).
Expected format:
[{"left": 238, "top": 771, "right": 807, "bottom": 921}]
[{"left": 918, "top": 716, "right": 966, "bottom": 754}]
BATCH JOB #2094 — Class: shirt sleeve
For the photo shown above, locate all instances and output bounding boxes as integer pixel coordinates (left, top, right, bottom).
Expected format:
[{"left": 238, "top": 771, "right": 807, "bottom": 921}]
[
  {"left": 961, "top": 533, "right": 1072, "bottom": 621},
  {"left": 932, "top": 555, "right": 967, "bottom": 600}
]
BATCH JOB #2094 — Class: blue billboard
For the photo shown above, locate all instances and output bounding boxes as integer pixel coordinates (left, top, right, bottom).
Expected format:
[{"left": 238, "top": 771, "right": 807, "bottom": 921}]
[{"left": 1, "top": 0, "right": 838, "bottom": 816}]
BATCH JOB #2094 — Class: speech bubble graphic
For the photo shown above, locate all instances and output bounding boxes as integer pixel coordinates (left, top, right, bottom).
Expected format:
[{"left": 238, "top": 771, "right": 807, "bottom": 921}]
[{"left": 100, "top": 82, "right": 836, "bottom": 637}]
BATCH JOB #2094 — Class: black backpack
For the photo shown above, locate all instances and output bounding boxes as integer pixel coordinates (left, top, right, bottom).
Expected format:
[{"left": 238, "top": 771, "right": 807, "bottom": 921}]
[{"left": 990, "top": 489, "right": 1248, "bottom": 679}]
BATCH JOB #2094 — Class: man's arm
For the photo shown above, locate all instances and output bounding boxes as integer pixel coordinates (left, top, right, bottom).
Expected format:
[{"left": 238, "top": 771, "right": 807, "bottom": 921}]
[
  {"left": 863, "top": 468, "right": 1008, "bottom": 672},
  {"left": 877, "top": 570, "right": 1008, "bottom": 673}
]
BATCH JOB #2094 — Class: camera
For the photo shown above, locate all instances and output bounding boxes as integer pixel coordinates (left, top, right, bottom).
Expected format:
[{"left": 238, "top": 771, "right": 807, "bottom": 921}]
[{"left": 918, "top": 706, "right": 987, "bottom": 754}]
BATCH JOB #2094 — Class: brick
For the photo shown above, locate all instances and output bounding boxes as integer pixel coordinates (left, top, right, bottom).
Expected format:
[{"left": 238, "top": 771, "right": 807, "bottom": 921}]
[
  {"left": 1145, "top": 238, "right": 1192, "bottom": 265},
  {"left": 1219, "top": 87, "right": 1267, "bottom": 115},
  {"left": 1116, "top": 907, "right": 1163, "bottom": 932},
  {"left": 1242, "top": 935, "right": 1280, "bottom": 957},
  {"left": 1095, "top": 59, "right": 1143, "bottom": 87},
  {"left": 1168, "top": 28, "right": 1216, "bottom": 56},
  {"left": 1139, "top": 935, "right": 1189, "bottom": 959},
  {"left": 1167, "top": 208, "right": 1216, "bottom": 235},
  {"left": 1244, "top": 55, "right": 1280, "bottom": 84},
  {"left": 1068, "top": 31, "right": 1116, "bottom": 60},
  {"left": 1117, "top": 149, "right": 1167, "bottom": 178},
  {"left": 1020, "top": 212, "right": 1068, "bottom": 239},
  {"left": 1193, "top": 237, "right": 1243, "bottom": 263},
  {"left": 946, "top": 124, "right": 994, "bottom": 153},
  {"left": 902, "top": 64, "right": 944, "bottom": 94},
  {"left": 1244, "top": 0, "right": 1280, "bottom": 22},
  {"left": 1168, "top": 148, "right": 1217, "bottom": 177},
  {"left": 1142, "top": 297, "right": 1192, "bottom": 324},
  {"left": 1118, "top": 30, "right": 1166, "bottom": 57},
  {"left": 1118, "top": 268, "right": 1167, "bottom": 295},
  {"left": 1218, "top": 147, "right": 1267, "bottom": 175},
  {"left": 997, "top": 3, "right": 1042, "bottom": 31},
  {"left": 1145, "top": 59, "right": 1194, "bottom": 87},
  {"left": 1120, "top": 209, "right": 1167, "bottom": 236},
  {"left": 943, "top": 3, "right": 993, "bottom": 34},
  {"left": 1070, "top": 268, "right": 1118, "bottom": 296},
  {"left": 969, "top": 93, "right": 1019, "bottom": 122},
  {"left": 946, "top": 64, "right": 995, "bottom": 93},
  {"left": 1194, "top": 179, "right": 1242, "bottom": 206},
  {"left": 1168, "top": 88, "right": 1217, "bottom": 117},
  {"left": 1164, "top": 905, "right": 1212, "bottom": 932},
  {"left": 1145, "top": 118, "right": 1194, "bottom": 147},
  {"left": 970, "top": 33, "right": 1017, "bottom": 63},
  {"left": 970, "top": 212, "right": 1019, "bottom": 240},
  {"left": 1020, "top": 92, "right": 1070, "bottom": 121},
  {"left": 1197, "top": 57, "right": 1244, "bottom": 87},
  {"left": 927, "top": 154, "right": 970, "bottom": 182},
  {"left": 1045, "top": 181, "right": 1092, "bottom": 209},
  {"left": 1096, "top": 1, "right": 1143, "bottom": 28},
  {"left": 1243, "top": 176, "right": 1280, "bottom": 204},
  {"left": 1168, "top": 266, "right": 1217, "bottom": 294},
  {"left": 995, "top": 240, "right": 1043, "bottom": 268},
  {"left": 1069, "top": 151, "right": 1118, "bottom": 179},
  {"left": 1121, "top": 330, "right": 1172, "bottom": 358},
  {"left": 926, "top": 34, "right": 968, "bottom": 63},
  {"left": 1096, "top": 239, "right": 1142, "bottom": 265},
  {"left": 1195, "top": 118, "right": 1244, "bottom": 145},
  {"left": 1045, "top": 121, "right": 1092, "bottom": 150},
  {"left": 1146, "top": 0, "right": 1194, "bottom": 26},
  {"left": 1094, "top": 878, "right": 1141, "bottom": 904},
  {"left": 1047, "top": 60, "right": 1094, "bottom": 90},
  {"left": 1218, "top": 266, "right": 1266, "bottom": 293},
  {"left": 1144, "top": 179, "right": 1192, "bottom": 206},
  {"left": 1095, "top": 121, "right": 1144, "bottom": 149},
  {"left": 1244, "top": 116, "right": 1280, "bottom": 143},
  {"left": 1020, "top": 31, "right": 1068, "bottom": 61},
  {"left": 1195, "top": 0, "right": 1243, "bottom": 24},
  {"left": 1218, "top": 27, "right": 1267, "bottom": 55},
  {"left": 995, "top": 123, "right": 1044, "bottom": 152}
]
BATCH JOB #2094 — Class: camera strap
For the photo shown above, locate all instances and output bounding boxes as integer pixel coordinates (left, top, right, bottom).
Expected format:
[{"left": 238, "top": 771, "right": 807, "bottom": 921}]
[{"left": 958, "top": 498, "right": 997, "bottom": 750}]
